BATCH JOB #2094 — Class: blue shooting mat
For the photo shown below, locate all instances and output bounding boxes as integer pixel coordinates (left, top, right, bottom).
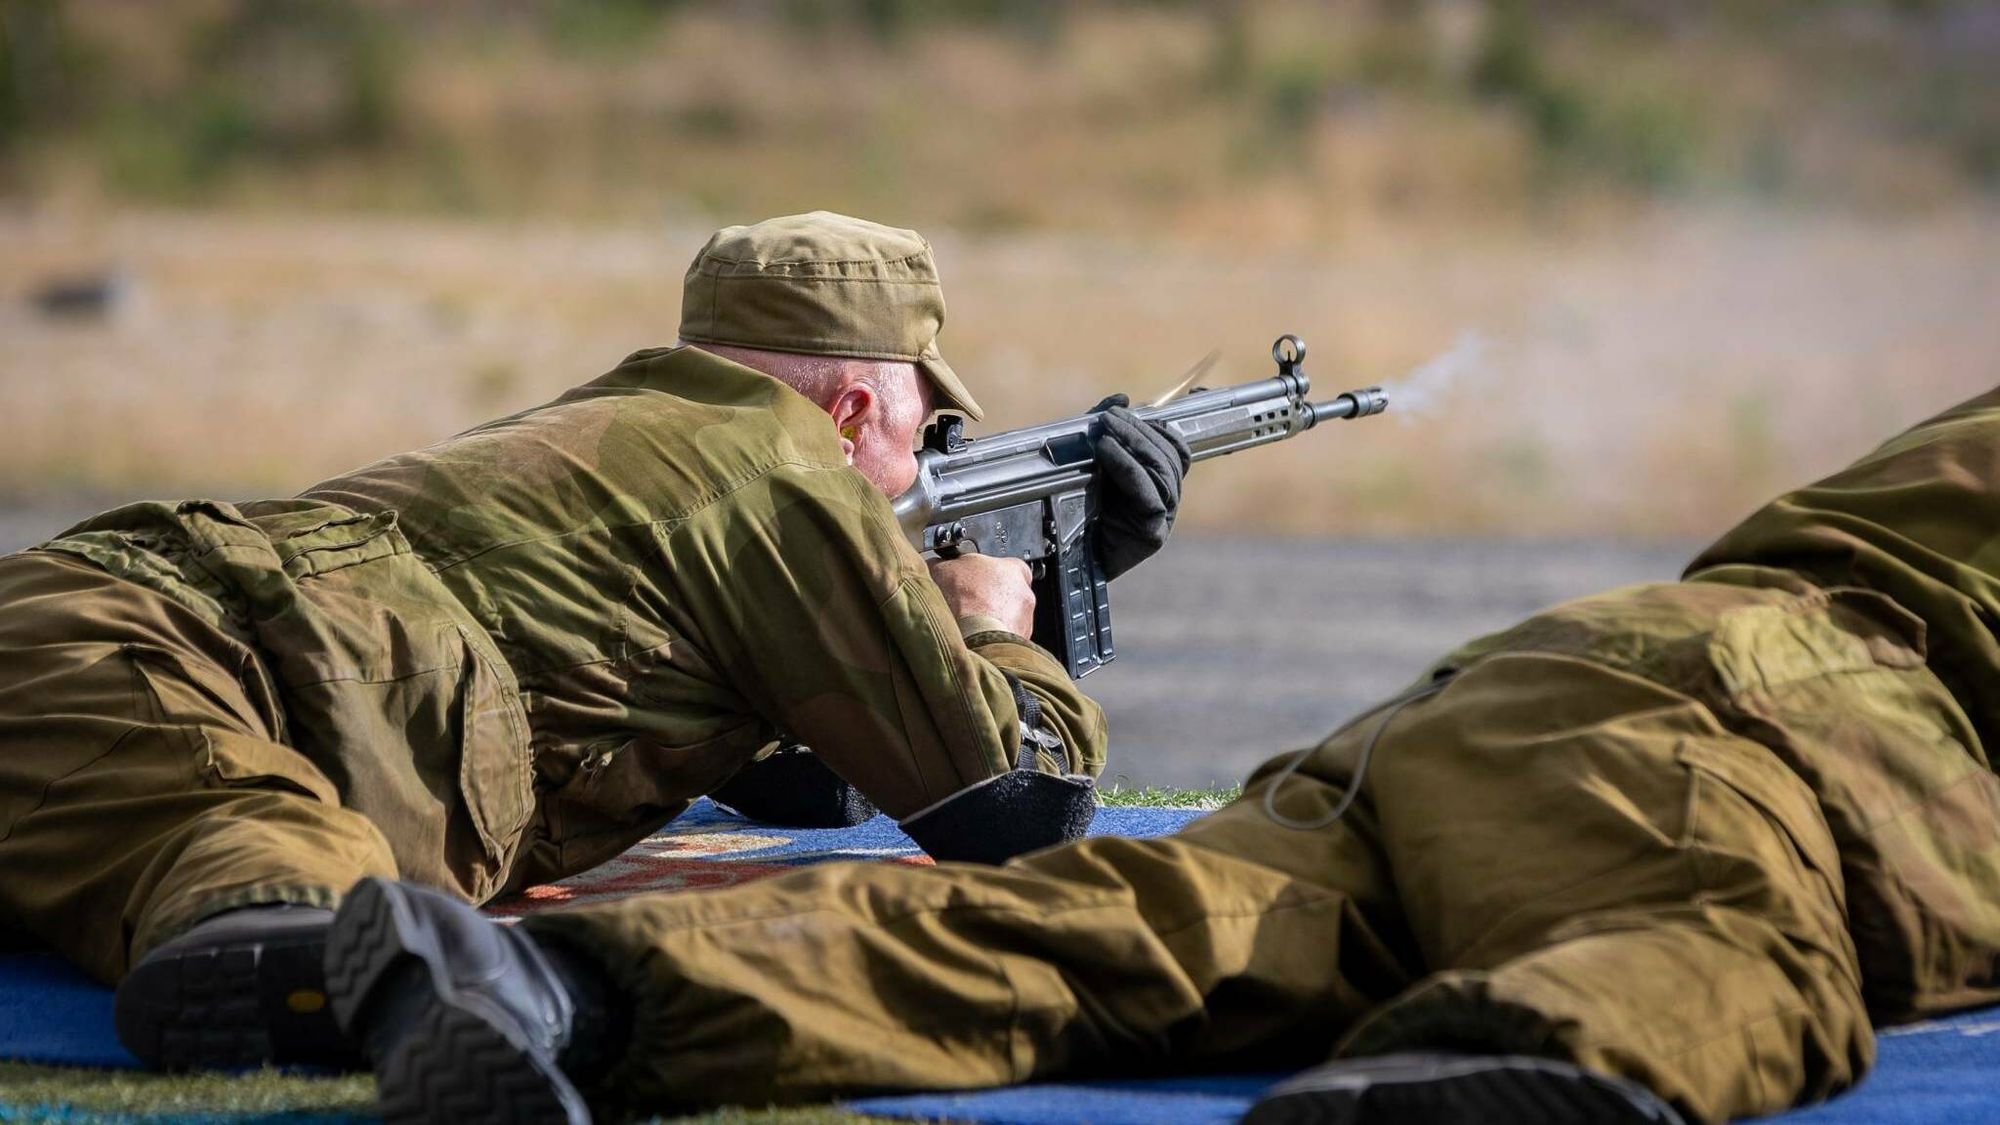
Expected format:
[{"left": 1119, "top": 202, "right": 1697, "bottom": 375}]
[
  {"left": 4, "top": 799, "right": 1998, "bottom": 1124},
  {"left": 847, "top": 1007, "right": 2000, "bottom": 1124},
  {"left": 0, "top": 953, "right": 140, "bottom": 1070}
]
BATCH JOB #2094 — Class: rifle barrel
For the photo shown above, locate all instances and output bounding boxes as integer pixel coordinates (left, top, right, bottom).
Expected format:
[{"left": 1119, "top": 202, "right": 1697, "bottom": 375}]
[{"left": 1307, "top": 386, "right": 1389, "bottom": 426}]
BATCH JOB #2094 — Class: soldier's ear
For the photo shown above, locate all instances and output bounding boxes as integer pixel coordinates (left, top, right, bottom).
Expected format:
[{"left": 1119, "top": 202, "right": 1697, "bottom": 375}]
[{"left": 828, "top": 383, "right": 877, "bottom": 458}]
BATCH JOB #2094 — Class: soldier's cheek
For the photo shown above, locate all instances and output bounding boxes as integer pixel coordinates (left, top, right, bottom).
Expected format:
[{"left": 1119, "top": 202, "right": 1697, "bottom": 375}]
[
  {"left": 853, "top": 444, "right": 919, "bottom": 498},
  {"left": 884, "top": 450, "right": 919, "bottom": 496}
]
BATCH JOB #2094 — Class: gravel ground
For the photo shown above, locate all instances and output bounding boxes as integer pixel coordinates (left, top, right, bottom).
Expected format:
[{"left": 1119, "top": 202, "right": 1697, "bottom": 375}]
[
  {"left": 1087, "top": 535, "right": 1694, "bottom": 788},
  {"left": 0, "top": 506, "right": 1691, "bottom": 790},
  {"left": 0, "top": 505, "right": 118, "bottom": 561}
]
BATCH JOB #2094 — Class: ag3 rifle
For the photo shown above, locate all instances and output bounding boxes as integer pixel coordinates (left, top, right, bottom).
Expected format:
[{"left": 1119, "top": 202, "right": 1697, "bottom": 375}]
[{"left": 892, "top": 334, "right": 1389, "bottom": 678}]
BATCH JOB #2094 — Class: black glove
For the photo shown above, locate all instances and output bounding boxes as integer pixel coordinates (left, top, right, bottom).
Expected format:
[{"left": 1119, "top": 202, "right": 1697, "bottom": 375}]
[{"left": 1090, "top": 393, "right": 1191, "bottom": 580}]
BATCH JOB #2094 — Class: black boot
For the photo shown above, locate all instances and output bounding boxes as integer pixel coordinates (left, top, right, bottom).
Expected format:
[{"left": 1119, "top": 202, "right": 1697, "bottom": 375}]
[
  {"left": 708, "top": 742, "right": 878, "bottom": 827},
  {"left": 1241, "top": 1052, "right": 1685, "bottom": 1125},
  {"left": 114, "top": 903, "right": 356, "bottom": 1071},
  {"left": 325, "top": 877, "right": 606, "bottom": 1125}
]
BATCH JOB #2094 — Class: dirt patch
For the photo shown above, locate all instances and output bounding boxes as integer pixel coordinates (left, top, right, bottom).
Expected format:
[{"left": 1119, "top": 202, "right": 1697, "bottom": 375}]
[{"left": 1084, "top": 535, "right": 1692, "bottom": 788}]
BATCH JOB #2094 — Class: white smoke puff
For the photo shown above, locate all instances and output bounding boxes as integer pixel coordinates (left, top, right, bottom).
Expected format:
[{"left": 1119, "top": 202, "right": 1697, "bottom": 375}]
[{"left": 1379, "top": 331, "right": 1493, "bottom": 421}]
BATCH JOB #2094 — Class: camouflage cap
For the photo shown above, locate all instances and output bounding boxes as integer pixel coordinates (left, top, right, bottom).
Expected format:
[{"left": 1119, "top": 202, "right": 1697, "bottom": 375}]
[{"left": 679, "top": 211, "right": 983, "bottom": 420}]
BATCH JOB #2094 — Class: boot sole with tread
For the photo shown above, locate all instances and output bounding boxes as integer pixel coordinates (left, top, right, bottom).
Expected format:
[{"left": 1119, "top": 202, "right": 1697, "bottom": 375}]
[{"left": 326, "top": 878, "right": 590, "bottom": 1125}]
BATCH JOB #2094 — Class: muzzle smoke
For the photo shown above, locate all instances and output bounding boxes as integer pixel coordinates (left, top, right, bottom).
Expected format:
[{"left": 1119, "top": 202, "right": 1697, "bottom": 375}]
[{"left": 1377, "top": 332, "right": 1491, "bottom": 421}]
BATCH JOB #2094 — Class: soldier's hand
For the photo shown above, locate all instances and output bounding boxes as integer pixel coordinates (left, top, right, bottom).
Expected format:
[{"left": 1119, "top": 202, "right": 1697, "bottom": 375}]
[
  {"left": 928, "top": 554, "right": 1035, "bottom": 637},
  {"left": 1091, "top": 394, "right": 1192, "bottom": 580}
]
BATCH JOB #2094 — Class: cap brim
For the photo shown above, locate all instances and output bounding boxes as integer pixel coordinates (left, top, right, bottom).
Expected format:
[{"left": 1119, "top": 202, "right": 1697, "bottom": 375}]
[{"left": 920, "top": 355, "right": 984, "bottom": 421}]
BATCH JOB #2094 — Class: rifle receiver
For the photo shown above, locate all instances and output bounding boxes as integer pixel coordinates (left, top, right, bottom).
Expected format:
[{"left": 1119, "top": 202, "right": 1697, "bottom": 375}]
[{"left": 891, "top": 333, "right": 1390, "bottom": 677}]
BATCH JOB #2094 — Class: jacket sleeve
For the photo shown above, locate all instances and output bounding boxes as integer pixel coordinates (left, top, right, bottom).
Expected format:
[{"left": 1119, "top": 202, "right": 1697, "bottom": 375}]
[{"left": 661, "top": 461, "right": 1108, "bottom": 823}]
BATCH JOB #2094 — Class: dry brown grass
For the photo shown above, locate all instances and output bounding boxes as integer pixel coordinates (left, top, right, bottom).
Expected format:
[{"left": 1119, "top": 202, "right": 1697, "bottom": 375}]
[
  {"left": 4, "top": 5, "right": 1992, "bottom": 537},
  {"left": 1, "top": 203, "right": 1992, "bottom": 539}
]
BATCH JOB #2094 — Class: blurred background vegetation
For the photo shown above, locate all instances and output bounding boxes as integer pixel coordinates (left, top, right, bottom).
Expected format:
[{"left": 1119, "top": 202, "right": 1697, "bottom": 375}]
[
  {"left": 0, "top": 1, "right": 1995, "bottom": 537},
  {"left": 6, "top": 0, "right": 1994, "bottom": 230}
]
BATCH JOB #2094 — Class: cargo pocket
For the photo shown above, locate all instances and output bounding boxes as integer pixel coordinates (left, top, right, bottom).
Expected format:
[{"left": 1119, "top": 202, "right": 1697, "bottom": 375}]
[
  {"left": 196, "top": 728, "right": 341, "bottom": 807},
  {"left": 1677, "top": 736, "right": 1846, "bottom": 917},
  {"left": 120, "top": 640, "right": 334, "bottom": 801},
  {"left": 172, "top": 499, "right": 535, "bottom": 903},
  {"left": 452, "top": 624, "right": 536, "bottom": 868},
  {"left": 0, "top": 644, "right": 205, "bottom": 843}
]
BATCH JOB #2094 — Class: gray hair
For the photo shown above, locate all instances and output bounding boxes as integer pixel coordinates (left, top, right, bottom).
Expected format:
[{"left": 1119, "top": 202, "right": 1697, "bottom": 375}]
[{"left": 683, "top": 342, "right": 919, "bottom": 415}]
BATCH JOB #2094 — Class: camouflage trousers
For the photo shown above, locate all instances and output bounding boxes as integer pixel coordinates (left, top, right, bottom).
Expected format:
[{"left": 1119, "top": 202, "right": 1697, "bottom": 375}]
[
  {"left": 0, "top": 551, "right": 398, "bottom": 980},
  {"left": 526, "top": 574, "right": 2000, "bottom": 1124}
]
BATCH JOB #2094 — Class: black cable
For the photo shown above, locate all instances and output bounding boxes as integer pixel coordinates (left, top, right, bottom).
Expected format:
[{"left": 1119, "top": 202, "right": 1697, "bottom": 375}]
[{"left": 1261, "top": 675, "right": 1451, "bottom": 831}]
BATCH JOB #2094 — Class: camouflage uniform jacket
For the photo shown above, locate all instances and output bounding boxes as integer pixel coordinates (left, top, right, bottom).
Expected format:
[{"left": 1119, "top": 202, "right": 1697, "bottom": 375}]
[{"left": 35, "top": 346, "right": 1106, "bottom": 902}]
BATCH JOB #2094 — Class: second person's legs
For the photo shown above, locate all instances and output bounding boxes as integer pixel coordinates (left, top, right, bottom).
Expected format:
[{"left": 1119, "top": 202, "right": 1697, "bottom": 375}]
[
  {"left": 526, "top": 772, "right": 1416, "bottom": 1112},
  {"left": 1330, "top": 645, "right": 1872, "bottom": 1123}
]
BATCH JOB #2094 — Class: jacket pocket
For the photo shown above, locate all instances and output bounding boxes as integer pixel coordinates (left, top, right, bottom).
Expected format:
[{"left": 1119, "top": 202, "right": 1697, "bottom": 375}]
[{"left": 1677, "top": 736, "right": 1844, "bottom": 904}]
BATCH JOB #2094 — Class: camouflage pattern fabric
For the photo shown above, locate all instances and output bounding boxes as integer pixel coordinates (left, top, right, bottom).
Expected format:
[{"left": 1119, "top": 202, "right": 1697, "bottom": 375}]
[
  {"left": 520, "top": 388, "right": 2000, "bottom": 1124},
  {"left": 0, "top": 345, "right": 1104, "bottom": 978}
]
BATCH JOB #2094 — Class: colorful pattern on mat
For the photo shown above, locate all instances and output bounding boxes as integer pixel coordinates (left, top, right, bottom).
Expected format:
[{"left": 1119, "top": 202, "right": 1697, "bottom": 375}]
[{"left": 486, "top": 799, "right": 946, "bottom": 916}]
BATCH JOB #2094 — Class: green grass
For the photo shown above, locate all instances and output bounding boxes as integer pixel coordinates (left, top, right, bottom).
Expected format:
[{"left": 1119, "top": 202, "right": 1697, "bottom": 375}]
[
  {"left": 0, "top": 1062, "right": 900, "bottom": 1123},
  {"left": 0, "top": 1061, "right": 375, "bottom": 1118},
  {"left": 1098, "top": 783, "right": 1240, "bottom": 810}
]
